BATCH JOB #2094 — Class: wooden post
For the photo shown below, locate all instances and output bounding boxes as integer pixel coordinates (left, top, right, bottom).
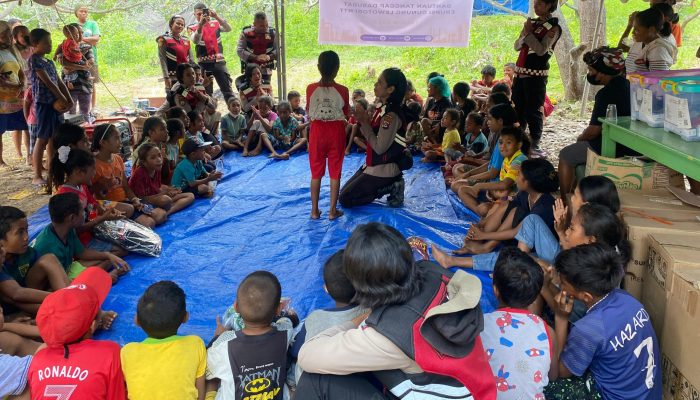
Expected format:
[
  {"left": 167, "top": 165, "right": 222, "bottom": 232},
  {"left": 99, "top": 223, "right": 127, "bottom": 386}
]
[{"left": 579, "top": 0, "right": 605, "bottom": 118}]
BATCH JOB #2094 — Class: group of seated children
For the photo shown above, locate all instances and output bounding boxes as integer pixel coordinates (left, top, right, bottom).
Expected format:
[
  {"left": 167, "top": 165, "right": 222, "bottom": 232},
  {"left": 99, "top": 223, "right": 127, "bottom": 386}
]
[{"left": 1, "top": 213, "right": 661, "bottom": 400}]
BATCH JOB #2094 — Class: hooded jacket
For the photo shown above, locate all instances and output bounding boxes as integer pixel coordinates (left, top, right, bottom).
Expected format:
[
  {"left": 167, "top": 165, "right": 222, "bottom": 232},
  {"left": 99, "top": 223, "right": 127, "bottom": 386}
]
[{"left": 297, "top": 261, "right": 497, "bottom": 400}]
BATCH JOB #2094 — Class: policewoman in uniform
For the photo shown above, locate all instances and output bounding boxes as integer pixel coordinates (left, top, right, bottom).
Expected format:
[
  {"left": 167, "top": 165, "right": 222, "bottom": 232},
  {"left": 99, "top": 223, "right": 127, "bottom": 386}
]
[
  {"left": 339, "top": 68, "right": 417, "bottom": 209},
  {"left": 157, "top": 15, "right": 194, "bottom": 92},
  {"left": 511, "top": 0, "right": 560, "bottom": 155}
]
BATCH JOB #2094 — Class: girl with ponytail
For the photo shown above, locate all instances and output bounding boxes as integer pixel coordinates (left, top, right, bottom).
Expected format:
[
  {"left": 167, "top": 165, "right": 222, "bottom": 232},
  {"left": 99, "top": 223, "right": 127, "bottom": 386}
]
[
  {"left": 51, "top": 146, "right": 128, "bottom": 256},
  {"left": 625, "top": 8, "right": 677, "bottom": 73}
]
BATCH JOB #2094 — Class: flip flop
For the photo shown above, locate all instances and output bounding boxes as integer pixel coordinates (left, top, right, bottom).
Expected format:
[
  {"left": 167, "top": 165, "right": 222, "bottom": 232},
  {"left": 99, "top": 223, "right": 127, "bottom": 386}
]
[{"left": 407, "top": 236, "right": 430, "bottom": 261}]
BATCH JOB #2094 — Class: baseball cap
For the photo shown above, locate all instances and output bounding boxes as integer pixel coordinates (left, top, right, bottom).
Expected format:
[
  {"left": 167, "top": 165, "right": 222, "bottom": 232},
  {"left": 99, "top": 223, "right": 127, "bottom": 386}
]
[
  {"left": 182, "top": 137, "right": 212, "bottom": 156},
  {"left": 36, "top": 267, "right": 112, "bottom": 348},
  {"left": 420, "top": 269, "right": 483, "bottom": 357}
]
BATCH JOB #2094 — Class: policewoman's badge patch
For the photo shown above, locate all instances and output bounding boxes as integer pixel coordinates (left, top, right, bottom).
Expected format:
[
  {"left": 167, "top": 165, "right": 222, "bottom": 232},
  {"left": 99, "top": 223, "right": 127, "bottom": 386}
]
[{"left": 381, "top": 114, "right": 393, "bottom": 129}]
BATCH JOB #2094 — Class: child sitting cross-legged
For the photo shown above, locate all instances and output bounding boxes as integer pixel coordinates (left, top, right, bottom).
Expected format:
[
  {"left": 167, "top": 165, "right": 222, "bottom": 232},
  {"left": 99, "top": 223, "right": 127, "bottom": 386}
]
[
  {"left": 480, "top": 247, "right": 558, "bottom": 399},
  {"left": 421, "top": 108, "right": 462, "bottom": 163},
  {"left": 544, "top": 243, "right": 661, "bottom": 399},
  {"left": 444, "top": 112, "right": 489, "bottom": 184},
  {"left": 457, "top": 126, "right": 529, "bottom": 217},
  {"left": 91, "top": 123, "right": 168, "bottom": 228},
  {"left": 268, "top": 100, "right": 308, "bottom": 160},
  {"left": 450, "top": 102, "right": 517, "bottom": 188},
  {"left": 244, "top": 95, "right": 279, "bottom": 157},
  {"left": 27, "top": 267, "right": 127, "bottom": 399},
  {"left": 220, "top": 97, "right": 248, "bottom": 152},
  {"left": 0, "top": 207, "right": 67, "bottom": 314},
  {"left": 207, "top": 271, "right": 296, "bottom": 399},
  {"left": 129, "top": 143, "right": 195, "bottom": 217},
  {"left": 171, "top": 138, "right": 223, "bottom": 198},
  {"left": 289, "top": 250, "right": 366, "bottom": 384},
  {"left": 51, "top": 147, "right": 128, "bottom": 257},
  {"left": 121, "top": 281, "right": 207, "bottom": 400},
  {"left": 32, "top": 193, "right": 130, "bottom": 285},
  {"left": 456, "top": 158, "right": 558, "bottom": 255}
]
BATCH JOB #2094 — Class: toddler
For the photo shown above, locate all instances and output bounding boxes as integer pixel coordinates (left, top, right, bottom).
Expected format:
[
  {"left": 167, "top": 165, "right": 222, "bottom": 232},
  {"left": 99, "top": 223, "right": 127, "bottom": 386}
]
[{"left": 421, "top": 108, "right": 462, "bottom": 163}]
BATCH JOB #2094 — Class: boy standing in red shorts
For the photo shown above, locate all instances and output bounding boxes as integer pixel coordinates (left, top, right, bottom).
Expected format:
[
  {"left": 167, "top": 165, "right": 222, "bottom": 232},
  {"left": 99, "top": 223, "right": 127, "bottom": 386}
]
[{"left": 306, "top": 51, "right": 349, "bottom": 220}]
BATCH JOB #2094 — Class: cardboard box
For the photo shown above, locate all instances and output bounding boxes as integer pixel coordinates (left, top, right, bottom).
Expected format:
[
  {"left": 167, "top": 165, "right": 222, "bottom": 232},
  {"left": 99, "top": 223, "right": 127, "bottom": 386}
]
[
  {"left": 622, "top": 208, "right": 700, "bottom": 300},
  {"left": 661, "top": 268, "right": 700, "bottom": 399},
  {"left": 642, "top": 233, "right": 700, "bottom": 340},
  {"left": 585, "top": 149, "right": 684, "bottom": 192},
  {"left": 619, "top": 189, "right": 700, "bottom": 213}
]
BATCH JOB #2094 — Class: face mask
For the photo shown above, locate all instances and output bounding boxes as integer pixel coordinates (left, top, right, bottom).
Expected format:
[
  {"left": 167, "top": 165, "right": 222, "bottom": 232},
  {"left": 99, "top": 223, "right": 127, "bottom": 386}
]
[{"left": 586, "top": 73, "right": 602, "bottom": 85}]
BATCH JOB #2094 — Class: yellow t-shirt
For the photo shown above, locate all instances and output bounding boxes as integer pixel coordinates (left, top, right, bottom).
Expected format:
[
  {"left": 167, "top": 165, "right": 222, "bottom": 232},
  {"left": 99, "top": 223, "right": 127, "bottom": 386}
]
[
  {"left": 121, "top": 335, "right": 206, "bottom": 400},
  {"left": 440, "top": 128, "right": 461, "bottom": 151},
  {"left": 499, "top": 149, "right": 527, "bottom": 182}
]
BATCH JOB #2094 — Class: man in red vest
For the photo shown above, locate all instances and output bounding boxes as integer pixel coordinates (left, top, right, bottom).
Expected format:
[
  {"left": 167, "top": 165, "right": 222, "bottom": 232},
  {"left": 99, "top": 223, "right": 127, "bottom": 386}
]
[
  {"left": 237, "top": 12, "right": 278, "bottom": 85},
  {"left": 188, "top": 3, "right": 235, "bottom": 102}
]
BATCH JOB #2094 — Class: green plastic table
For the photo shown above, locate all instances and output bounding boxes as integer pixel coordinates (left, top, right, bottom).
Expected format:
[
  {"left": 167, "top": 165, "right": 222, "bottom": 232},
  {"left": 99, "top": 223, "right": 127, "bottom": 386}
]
[{"left": 601, "top": 117, "right": 700, "bottom": 181}]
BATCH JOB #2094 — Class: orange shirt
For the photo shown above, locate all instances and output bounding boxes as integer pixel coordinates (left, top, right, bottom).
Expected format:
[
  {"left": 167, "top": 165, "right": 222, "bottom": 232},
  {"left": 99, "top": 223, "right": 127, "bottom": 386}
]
[
  {"left": 93, "top": 154, "right": 127, "bottom": 201},
  {"left": 671, "top": 23, "right": 682, "bottom": 47}
]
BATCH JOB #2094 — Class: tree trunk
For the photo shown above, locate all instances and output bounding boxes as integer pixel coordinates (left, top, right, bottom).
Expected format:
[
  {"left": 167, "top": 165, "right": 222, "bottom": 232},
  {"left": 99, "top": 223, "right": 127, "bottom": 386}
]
[
  {"left": 552, "top": 9, "right": 577, "bottom": 100},
  {"left": 551, "top": 0, "right": 606, "bottom": 101}
]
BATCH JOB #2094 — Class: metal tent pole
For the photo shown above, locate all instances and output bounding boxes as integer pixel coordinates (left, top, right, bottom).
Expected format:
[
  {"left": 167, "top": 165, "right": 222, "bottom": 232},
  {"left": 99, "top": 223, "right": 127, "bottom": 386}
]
[
  {"left": 273, "top": 0, "right": 283, "bottom": 103},
  {"left": 579, "top": 0, "right": 606, "bottom": 118},
  {"left": 281, "top": 0, "right": 287, "bottom": 97}
]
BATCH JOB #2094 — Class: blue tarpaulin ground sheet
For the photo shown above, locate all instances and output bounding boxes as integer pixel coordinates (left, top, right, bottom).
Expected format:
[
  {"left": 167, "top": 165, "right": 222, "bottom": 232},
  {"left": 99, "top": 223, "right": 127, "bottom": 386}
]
[
  {"left": 473, "top": 0, "right": 528, "bottom": 15},
  {"left": 27, "top": 152, "right": 496, "bottom": 345}
]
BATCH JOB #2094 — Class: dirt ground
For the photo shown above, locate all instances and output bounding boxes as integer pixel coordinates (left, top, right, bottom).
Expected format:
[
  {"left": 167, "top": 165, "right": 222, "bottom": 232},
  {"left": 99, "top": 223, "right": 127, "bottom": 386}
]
[{"left": 0, "top": 99, "right": 588, "bottom": 217}]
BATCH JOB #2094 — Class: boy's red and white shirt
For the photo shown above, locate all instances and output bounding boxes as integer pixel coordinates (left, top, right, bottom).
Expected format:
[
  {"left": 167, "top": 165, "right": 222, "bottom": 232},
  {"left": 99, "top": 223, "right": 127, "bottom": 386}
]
[{"left": 306, "top": 82, "right": 349, "bottom": 122}]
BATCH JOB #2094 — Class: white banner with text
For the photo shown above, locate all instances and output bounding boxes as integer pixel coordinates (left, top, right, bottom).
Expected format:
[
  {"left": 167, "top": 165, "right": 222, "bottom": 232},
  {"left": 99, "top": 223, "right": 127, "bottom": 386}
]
[{"left": 319, "top": 0, "right": 474, "bottom": 47}]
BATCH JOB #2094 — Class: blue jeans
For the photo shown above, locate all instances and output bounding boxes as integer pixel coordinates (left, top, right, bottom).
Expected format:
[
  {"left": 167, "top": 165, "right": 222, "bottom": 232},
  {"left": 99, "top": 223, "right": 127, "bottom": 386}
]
[{"left": 472, "top": 214, "right": 560, "bottom": 271}]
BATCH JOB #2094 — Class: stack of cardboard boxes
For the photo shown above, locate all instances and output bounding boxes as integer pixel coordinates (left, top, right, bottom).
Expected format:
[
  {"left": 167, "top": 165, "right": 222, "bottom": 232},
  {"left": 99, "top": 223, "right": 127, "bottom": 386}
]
[{"left": 617, "top": 189, "right": 700, "bottom": 399}]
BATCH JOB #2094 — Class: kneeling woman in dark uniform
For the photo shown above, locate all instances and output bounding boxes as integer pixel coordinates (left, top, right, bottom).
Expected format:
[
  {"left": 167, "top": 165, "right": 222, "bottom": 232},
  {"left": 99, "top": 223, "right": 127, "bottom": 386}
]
[{"left": 339, "top": 68, "right": 417, "bottom": 208}]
